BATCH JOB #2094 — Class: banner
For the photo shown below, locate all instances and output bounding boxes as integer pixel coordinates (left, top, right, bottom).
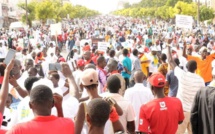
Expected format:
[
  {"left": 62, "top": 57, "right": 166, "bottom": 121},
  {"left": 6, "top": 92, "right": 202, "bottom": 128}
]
[
  {"left": 98, "top": 42, "right": 109, "bottom": 52},
  {"left": 176, "top": 15, "right": 193, "bottom": 29},
  {"left": 50, "top": 23, "right": 62, "bottom": 36}
]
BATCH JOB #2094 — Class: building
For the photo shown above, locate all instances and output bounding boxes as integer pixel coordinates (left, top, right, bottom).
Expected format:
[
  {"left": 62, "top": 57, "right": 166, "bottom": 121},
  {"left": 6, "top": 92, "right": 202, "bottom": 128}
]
[{"left": 194, "top": 0, "right": 215, "bottom": 10}]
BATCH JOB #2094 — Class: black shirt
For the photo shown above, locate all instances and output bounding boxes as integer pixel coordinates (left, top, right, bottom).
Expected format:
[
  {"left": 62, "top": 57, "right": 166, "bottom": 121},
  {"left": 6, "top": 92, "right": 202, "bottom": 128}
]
[{"left": 191, "top": 86, "right": 215, "bottom": 134}]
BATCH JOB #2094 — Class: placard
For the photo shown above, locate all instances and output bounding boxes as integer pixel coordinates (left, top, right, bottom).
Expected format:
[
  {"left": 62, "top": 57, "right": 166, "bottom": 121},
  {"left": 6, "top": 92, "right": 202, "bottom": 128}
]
[
  {"left": 98, "top": 42, "right": 109, "bottom": 52},
  {"left": 50, "top": 23, "right": 62, "bottom": 36},
  {"left": 176, "top": 15, "right": 193, "bottom": 29}
]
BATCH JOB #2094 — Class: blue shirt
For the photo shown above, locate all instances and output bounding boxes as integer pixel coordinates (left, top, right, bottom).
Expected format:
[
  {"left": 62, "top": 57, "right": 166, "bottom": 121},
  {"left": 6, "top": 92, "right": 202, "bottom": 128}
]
[
  {"left": 121, "top": 56, "right": 132, "bottom": 79},
  {"left": 166, "top": 70, "right": 178, "bottom": 97}
]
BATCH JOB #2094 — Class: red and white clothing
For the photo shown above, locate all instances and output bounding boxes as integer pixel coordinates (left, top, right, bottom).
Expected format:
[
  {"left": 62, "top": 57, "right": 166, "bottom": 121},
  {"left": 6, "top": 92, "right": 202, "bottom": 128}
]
[{"left": 138, "top": 97, "right": 184, "bottom": 134}]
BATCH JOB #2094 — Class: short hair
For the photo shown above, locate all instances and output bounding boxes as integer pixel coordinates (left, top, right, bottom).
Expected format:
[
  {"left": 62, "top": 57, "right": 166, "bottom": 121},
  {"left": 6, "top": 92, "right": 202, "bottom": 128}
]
[
  {"left": 30, "top": 85, "right": 53, "bottom": 106},
  {"left": 107, "top": 75, "right": 121, "bottom": 93},
  {"left": 50, "top": 73, "right": 60, "bottom": 80},
  {"left": 108, "top": 59, "right": 118, "bottom": 70},
  {"left": 109, "top": 50, "right": 115, "bottom": 57},
  {"left": 173, "top": 58, "right": 180, "bottom": 66},
  {"left": 186, "top": 60, "right": 197, "bottom": 72},
  {"left": 161, "top": 53, "right": 167, "bottom": 62},
  {"left": 97, "top": 56, "right": 105, "bottom": 64},
  {"left": 24, "top": 76, "right": 40, "bottom": 92},
  {"left": 14, "top": 59, "right": 21, "bottom": 66},
  {"left": 123, "top": 49, "right": 128, "bottom": 56},
  {"left": 84, "top": 63, "right": 96, "bottom": 70},
  {"left": 29, "top": 67, "right": 38, "bottom": 74},
  {"left": 132, "top": 49, "right": 138, "bottom": 56},
  {"left": 134, "top": 70, "right": 145, "bottom": 83},
  {"left": 87, "top": 98, "right": 110, "bottom": 127}
]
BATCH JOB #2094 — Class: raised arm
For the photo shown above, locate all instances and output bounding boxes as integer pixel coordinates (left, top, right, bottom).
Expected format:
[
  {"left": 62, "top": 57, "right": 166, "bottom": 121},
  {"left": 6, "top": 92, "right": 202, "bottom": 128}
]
[
  {"left": 61, "top": 63, "right": 80, "bottom": 100},
  {"left": 182, "top": 42, "right": 188, "bottom": 58},
  {"left": 0, "top": 59, "right": 14, "bottom": 113},
  {"left": 167, "top": 41, "right": 177, "bottom": 70}
]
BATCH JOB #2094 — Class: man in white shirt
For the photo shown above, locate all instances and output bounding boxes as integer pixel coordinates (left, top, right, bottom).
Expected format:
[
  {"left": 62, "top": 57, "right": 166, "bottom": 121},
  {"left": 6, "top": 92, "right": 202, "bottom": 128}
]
[
  {"left": 167, "top": 44, "right": 205, "bottom": 134},
  {"left": 124, "top": 70, "right": 153, "bottom": 131},
  {"left": 102, "top": 75, "right": 135, "bottom": 133}
]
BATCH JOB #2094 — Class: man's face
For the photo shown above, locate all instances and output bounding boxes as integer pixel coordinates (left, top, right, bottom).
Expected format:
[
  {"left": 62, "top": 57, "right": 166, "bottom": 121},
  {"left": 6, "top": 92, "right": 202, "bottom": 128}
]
[
  {"left": 187, "top": 48, "right": 192, "bottom": 55},
  {"left": 6, "top": 95, "right": 12, "bottom": 108},
  {"left": 25, "top": 60, "right": 34, "bottom": 71},
  {"left": 48, "top": 75, "right": 58, "bottom": 86},
  {"left": 11, "top": 61, "right": 21, "bottom": 75},
  {"left": 201, "top": 50, "right": 208, "bottom": 59},
  {"left": 28, "top": 69, "right": 37, "bottom": 77}
]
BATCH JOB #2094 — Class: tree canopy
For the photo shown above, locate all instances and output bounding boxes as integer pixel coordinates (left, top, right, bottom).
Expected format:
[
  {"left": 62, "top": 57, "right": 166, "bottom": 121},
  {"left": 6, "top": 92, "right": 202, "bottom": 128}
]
[
  {"left": 114, "top": 1, "right": 214, "bottom": 22},
  {"left": 18, "top": 0, "right": 100, "bottom": 26}
]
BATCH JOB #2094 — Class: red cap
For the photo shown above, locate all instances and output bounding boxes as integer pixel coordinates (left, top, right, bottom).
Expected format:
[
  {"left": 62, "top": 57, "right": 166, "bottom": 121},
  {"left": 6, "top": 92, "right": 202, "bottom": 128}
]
[
  {"left": 16, "top": 46, "right": 22, "bottom": 51},
  {"left": 77, "top": 59, "right": 85, "bottom": 67},
  {"left": 149, "top": 72, "right": 165, "bottom": 87},
  {"left": 58, "top": 57, "right": 66, "bottom": 63}
]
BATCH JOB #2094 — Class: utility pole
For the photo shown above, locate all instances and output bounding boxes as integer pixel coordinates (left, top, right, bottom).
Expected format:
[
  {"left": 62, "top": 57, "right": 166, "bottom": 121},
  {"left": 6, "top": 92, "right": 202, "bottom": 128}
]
[
  {"left": 25, "top": 0, "right": 28, "bottom": 26},
  {"left": 197, "top": 0, "right": 200, "bottom": 27}
]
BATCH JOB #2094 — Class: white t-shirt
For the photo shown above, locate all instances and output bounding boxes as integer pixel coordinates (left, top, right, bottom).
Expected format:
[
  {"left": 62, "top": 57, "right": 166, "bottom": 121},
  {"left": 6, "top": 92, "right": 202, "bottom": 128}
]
[
  {"left": 124, "top": 83, "right": 154, "bottom": 131},
  {"left": 175, "top": 66, "right": 205, "bottom": 112},
  {"left": 101, "top": 92, "right": 135, "bottom": 133}
]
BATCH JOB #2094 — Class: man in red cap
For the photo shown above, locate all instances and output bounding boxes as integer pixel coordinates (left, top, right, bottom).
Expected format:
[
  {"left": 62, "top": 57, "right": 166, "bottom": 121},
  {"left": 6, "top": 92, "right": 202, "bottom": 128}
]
[
  {"left": 138, "top": 72, "right": 184, "bottom": 134},
  {"left": 73, "top": 59, "right": 85, "bottom": 92}
]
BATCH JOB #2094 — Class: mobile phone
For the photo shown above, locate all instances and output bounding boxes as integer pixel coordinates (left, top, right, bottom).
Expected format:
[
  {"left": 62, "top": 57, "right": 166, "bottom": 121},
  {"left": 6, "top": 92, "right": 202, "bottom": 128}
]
[
  {"left": 4, "top": 49, "right": 16, "bottom": 65},
  {"left": 49, "top": 63, "right": 62, "bottom": 71}
]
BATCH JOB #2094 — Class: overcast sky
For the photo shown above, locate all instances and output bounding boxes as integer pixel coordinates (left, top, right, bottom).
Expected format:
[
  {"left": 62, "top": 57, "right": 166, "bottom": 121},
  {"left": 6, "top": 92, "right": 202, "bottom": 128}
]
[{"left": 70, "top": 0, "right": 141, "bottom": 14}]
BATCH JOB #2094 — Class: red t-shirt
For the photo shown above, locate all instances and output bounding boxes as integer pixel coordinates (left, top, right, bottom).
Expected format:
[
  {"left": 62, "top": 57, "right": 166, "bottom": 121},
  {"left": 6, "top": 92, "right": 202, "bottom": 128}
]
[
  {"left": 138, "top": 97, "right": 184, "bottom": 134},
  {"left": 7, "top": 115, "right": 74, "bottom": 134}
]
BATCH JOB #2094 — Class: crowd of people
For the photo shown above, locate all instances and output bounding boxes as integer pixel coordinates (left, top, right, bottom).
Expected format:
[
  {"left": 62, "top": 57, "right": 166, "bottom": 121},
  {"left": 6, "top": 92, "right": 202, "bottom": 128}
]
[{"left": 0, "top": 15, "right": 214, "bottom": 134}]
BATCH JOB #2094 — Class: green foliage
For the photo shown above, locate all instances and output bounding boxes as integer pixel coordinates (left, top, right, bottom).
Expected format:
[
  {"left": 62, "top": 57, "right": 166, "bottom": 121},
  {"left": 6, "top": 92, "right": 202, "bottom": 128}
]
[
  {"left": 18, "top": 0, "right": 99, "bottom": 26},
  {"left": 200, "top": 6, "right": 214, "bottom": 21},
  {"left": 113, "top": 1, "right": 214, "bottom": 22}
]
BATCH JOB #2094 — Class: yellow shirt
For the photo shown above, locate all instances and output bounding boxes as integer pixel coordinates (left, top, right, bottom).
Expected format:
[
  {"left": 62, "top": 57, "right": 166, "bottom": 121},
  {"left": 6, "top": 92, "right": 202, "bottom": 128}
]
[{"left": 140, "top": 55, "right": 149, "bottom": 76}]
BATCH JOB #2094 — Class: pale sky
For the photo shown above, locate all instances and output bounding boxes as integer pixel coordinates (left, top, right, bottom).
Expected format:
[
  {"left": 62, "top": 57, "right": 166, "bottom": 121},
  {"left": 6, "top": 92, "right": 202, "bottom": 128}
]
[{"left": 70, "top": 0, "right": 141, "bottom": 14}]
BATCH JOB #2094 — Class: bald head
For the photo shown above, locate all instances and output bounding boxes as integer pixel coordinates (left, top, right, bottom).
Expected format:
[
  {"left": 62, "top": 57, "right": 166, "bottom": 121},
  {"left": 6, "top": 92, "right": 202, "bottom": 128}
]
[
  {"left": 134, "top": 70, "right": 146, "bottom": 83},
  {"left": 107, "top": 59, "right": 118, "bottom": 73},
  {"left": 84, "top": 63, "right": 96, "bottom": 70},
  {"left": 84, "top": 51, "right": 91, "bottom": 60}
]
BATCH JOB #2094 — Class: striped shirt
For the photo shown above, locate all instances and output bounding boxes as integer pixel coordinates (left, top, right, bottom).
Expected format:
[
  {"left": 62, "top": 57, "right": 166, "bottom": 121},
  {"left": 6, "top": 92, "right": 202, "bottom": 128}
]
[{"left": 175, "top": 66, "right": 205, "bottom": 112}]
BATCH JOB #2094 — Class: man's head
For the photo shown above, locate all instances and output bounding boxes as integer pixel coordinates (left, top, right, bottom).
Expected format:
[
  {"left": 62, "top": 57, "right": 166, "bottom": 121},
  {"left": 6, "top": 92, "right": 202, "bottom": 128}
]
[
  {"left": 97, "top": 56, "right": 106, "bottom": 69},
  {"left": 84, "top": 63, "right": 96, "bottom": 70},
  {"left": 24, "top": 76, "right": 40, "bottom": 94},
  {"left": 6, "top": 94, "right": 13, "bottom": 108},
  {"left": 28, "top": 67, "right": 38, "bottom": 77},
  {"left": 109, "top": 50, "right": 115, "bottom": 58},
  {"left": 29, "top": 85, "right": 54, "bottom": 116},
  {"left": 107, "top": 59, "right": 118, "bottom": 73},
  {"left": 77, "top": 59, "right": 85, "bottom": 71},
  {"left": 11, "top": 59, "right": 22, "bottom": 76},
  {"left": 48, "top": 72, "right": 60, "bottom": 88},
  {"left": 199, "top": 46, "right": 207, "bottom": 60},
  {"left": 186, "top": 60, "right": 197, "bottom": 73},
  {"left": 83, "top": 51, "right": 91, "bottom": 61},
  {"left": 86, "top": 98, "right": 110, "bottom": 128},
  {"left": 81, "top": 69, "right": 98, "bottom": 90},
  {"left": 123, "top": 48, "right": 129, "bottom": 56},
  {"left": 25, "top": 59, "right": 34, "bottom": 69},
  {"left": 134, "top": 70, "right": 146, "bottom": 83},
  {"left": 160, "top": 53, "right": 167, "bottom": 62},
  {"left": 107, "top": 75, "right": 121, "bottom": 93},
  {"left": 149, "top": 72, "right": 165, "bottom": 95},
  {"left": 132, "top": 49, "right": 139, "bottom": 56},
  {"left": 187, "top": 45, "right": 193, "bottom": 55}
]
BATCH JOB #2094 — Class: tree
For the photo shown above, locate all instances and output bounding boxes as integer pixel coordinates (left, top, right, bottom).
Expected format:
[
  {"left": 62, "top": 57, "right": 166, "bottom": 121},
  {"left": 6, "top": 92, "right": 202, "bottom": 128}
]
[
  {"left": 18, "top": 1, "right": 37, "bottom": 27},
  {"left": 200, "top": 6, "right": 214, "bottom": 21},
  {"left": 174, "top": 1, "right": 197, "bottom": 17},
  {"left": 35, "top": 0, "right": 55, "bottom": 24},
  {"left": 166, "top": 0, "right": 192, "bottom": 7}
]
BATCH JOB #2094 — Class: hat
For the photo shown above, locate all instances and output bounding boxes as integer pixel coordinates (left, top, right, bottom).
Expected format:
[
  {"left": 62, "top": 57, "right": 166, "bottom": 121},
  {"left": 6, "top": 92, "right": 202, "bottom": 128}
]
[
  {"left": 16, "top": 46, "right": 22, "bottom": 51},
  {"left": 199, "top": 46, "right": 207, "bottom": 54},
  {"left": 149, "top": 72, "right": 165, "bottom": 87},
  {"left": 81, "top": 69, "right": 98, "bottom": 86},
  {"left": 58, "top": 57, "right": 66, "bottom": 62},
  {"left": 138, "top": 47, "right": 144, "bottom": 53},
  {"left": 77, "top": 59, "right": 85, "bottom": 67},
  {"left": 72, "top": 46, "right": 78, "bottom": 50}
]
